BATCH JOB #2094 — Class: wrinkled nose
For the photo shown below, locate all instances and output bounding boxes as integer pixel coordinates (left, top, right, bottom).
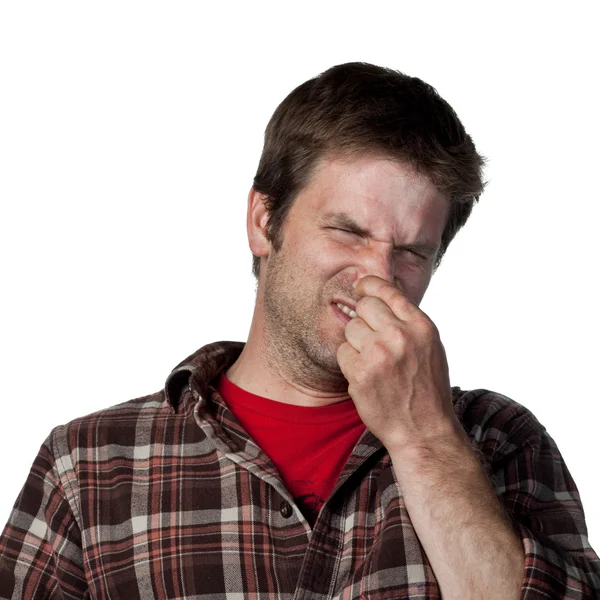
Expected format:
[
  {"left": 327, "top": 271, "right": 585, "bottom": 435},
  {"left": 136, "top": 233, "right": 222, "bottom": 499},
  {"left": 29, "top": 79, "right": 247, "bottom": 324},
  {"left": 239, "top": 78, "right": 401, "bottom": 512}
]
[{"left": 353, "top": 242, "right": 397, "bottom": 286}]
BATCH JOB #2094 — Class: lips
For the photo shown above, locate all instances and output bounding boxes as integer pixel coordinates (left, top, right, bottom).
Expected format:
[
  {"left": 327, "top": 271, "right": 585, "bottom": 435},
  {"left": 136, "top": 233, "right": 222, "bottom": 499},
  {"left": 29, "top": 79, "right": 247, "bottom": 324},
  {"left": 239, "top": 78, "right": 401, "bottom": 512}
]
[
  {"left": 332, "top": 299, "right": 357, "bottom": 312},
  {"left": 332, "top": 301, "right": 358, "bottom": 321}
]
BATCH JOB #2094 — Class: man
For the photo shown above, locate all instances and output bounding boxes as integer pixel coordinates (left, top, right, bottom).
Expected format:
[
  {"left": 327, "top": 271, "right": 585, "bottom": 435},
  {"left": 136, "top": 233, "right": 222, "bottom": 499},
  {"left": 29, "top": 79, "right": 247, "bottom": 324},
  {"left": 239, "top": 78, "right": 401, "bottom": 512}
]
[{"left": 1, "top": 63, "right": 598, "bottom": 599}]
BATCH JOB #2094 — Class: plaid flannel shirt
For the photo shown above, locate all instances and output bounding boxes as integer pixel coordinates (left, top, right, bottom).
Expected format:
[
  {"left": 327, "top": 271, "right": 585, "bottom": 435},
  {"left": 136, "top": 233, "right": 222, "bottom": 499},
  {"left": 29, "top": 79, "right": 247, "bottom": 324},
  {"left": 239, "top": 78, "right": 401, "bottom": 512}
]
[{"left": 1, "top": 341, "right": 599, "bottom": 598}]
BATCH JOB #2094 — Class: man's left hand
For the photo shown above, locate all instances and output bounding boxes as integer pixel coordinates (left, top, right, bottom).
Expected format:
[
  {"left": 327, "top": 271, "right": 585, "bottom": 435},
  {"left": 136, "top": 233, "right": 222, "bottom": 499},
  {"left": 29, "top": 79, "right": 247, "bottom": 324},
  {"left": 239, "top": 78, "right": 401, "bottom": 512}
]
[{"left": 336, "top": 275, "right": 462, "bottom": 453}]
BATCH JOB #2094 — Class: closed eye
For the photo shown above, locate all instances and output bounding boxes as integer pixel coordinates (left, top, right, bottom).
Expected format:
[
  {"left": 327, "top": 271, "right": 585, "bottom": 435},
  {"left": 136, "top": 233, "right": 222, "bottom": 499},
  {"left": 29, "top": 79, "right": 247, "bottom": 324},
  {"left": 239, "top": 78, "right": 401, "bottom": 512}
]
[
  {"left": 401, "top": 248, "right": 427, "bottom": 260},
  {"left": 392, "top": 247, "right": 431, "bottom": 262},
  {"left": 330, "top": 227, "right": 362, "bottom": 237},
  {"left": 329, "top": 227, "right": 430, "bottom": 260}
]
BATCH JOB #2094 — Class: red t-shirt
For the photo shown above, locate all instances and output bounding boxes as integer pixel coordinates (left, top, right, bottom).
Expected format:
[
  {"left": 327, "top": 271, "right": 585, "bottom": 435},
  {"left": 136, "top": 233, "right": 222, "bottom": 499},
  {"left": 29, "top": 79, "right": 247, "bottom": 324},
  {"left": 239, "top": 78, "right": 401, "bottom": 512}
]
[{"left": 217, "top": 373, "right": 366, "bottom": 525}]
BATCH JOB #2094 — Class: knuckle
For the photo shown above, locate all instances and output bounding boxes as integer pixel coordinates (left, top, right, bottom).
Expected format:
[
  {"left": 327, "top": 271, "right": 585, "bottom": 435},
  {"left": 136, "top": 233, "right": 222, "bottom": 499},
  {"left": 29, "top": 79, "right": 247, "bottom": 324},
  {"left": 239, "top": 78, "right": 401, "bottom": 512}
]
[
  {"left": 356, "top": 296, "right": 373, "bottom": 312},
  {"left": 353, "top": 365, "right": 369, "bottom": 386},
  {"left": 419, "top": 315, "right": 439, "bottom": 338},
  {"left": 389, "top": 295, "right": 407, "bottom": 314},
  {"left": 372, "top": 338, "right": 395, "bottom": 361}
]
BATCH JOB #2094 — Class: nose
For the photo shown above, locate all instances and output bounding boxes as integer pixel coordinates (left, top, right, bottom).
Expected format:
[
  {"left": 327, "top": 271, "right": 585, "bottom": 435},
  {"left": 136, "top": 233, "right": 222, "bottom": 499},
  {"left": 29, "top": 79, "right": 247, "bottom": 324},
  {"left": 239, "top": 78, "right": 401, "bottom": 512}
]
[{"left": 354, "top": 241, "right": 397, "bottom": 285}]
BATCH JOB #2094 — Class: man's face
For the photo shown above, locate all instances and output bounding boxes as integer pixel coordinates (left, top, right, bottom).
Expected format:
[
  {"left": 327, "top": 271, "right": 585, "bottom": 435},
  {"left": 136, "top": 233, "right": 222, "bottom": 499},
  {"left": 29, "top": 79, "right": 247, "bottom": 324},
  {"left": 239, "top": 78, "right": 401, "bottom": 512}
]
[{"left": 261, "top": 154, "right": 450, "bottom": 390}]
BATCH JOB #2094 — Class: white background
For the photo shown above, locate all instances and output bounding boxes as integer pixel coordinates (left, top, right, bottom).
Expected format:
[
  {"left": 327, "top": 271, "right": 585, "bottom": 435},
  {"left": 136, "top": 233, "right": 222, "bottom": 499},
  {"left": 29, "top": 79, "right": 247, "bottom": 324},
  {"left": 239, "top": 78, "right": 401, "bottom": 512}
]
[{"left": 1, "top": 1, "right": 598, "bottom": 550}]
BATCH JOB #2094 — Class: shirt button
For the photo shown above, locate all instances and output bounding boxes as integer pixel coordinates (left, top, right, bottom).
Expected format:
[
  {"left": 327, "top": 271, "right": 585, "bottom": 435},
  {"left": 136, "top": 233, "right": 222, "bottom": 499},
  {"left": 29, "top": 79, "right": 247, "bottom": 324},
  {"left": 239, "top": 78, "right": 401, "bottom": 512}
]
[{"left": 280, "top": 501, "right": 293, "bottom": 518}]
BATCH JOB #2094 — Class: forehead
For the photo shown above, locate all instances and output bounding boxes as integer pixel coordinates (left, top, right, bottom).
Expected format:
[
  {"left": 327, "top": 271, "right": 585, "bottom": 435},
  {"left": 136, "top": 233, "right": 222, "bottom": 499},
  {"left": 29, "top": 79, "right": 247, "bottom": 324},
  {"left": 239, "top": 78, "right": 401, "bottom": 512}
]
[{"left": 293, "top": 155, "right": 449, "bottom": 241}]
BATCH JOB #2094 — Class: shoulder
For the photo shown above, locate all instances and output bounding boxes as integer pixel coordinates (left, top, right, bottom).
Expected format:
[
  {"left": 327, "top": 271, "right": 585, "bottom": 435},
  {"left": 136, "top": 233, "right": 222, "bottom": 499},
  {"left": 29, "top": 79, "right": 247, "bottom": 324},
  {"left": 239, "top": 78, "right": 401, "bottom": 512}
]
[
  {"left": 44, "top": 390, "right": 174, "bottom": 464},
  {"left": 451, "top": 386, "right": 549, "bottom": 460},
  {"left": 59, "top": 389, "right": 169, "bottom": 429}
]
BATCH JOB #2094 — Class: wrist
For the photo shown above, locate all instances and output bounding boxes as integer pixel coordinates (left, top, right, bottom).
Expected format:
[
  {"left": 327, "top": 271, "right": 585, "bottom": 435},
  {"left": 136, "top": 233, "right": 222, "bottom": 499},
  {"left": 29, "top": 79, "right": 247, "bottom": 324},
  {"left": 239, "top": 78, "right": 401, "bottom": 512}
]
[
  {"left": 386, "top": 417, "right": 469, "bottom": 459},
  {"left": 387, "top": 425, "right": 477, "bottom": 481}
]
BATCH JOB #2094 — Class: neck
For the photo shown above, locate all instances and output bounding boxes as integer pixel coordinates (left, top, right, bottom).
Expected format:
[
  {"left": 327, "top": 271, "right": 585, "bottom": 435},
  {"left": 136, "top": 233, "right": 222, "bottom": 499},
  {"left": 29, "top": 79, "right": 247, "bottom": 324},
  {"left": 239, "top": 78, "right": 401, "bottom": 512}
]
[{"left": 226, "top": 302, "right": 351, "bottom": 408}]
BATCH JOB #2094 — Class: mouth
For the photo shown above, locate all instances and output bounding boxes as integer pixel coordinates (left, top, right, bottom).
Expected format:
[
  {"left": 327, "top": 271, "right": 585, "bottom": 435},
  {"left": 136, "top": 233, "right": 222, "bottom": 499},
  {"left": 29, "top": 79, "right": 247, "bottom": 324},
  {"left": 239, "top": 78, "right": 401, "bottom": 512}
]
[{"left": 331, "top": 301, "right": 357, "bottom": 323}]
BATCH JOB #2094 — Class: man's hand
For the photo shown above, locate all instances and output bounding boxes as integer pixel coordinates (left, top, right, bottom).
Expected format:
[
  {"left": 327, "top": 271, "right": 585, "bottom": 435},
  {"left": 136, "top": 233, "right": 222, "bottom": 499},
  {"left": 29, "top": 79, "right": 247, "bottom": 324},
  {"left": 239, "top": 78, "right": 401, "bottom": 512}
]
[
  {"left": 337, "top": 275, "right": 525, "bottom": 600},
  {"left": 336, "top": 275, "right": 462, "bottom": 453}
]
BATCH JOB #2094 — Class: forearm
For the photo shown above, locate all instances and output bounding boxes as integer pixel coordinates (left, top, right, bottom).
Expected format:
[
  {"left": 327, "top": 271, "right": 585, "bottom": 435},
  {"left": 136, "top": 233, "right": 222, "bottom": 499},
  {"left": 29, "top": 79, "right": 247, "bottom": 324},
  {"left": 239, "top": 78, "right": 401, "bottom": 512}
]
[{"left": 389, "top": 430, "right": 525, "bottom": 600}]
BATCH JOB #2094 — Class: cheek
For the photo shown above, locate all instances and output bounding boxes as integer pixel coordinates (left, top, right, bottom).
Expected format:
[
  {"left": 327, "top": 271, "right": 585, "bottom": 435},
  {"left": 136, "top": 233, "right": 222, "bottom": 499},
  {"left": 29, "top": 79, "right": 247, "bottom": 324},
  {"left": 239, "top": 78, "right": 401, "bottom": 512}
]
[
  {"left": 394, "top": 264, "right": 432, "bottom": 304},
  {"left": 315, "top": 241, "right": 350, "bottom": 269},
  {"left": 290, "top": 244, "right": 337, "bottom": 283}
]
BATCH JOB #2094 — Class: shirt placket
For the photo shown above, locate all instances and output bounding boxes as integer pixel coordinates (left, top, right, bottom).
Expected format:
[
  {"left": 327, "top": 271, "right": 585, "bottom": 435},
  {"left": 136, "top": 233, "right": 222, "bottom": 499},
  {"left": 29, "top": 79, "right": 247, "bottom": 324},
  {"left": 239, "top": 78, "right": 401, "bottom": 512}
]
[
  {"left": 194, "top": 383, "right": 386, "bottom": 599},
  {"left": 292, "top": 431, "right": 385, "bottom": 599}
]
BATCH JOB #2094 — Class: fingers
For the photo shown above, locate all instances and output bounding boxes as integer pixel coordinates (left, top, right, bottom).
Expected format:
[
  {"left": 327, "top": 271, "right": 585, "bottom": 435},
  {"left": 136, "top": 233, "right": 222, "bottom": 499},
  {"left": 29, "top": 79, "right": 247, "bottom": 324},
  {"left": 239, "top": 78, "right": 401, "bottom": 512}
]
[{"left": 354, "top": 275, "right": 417, "bottom": 322}]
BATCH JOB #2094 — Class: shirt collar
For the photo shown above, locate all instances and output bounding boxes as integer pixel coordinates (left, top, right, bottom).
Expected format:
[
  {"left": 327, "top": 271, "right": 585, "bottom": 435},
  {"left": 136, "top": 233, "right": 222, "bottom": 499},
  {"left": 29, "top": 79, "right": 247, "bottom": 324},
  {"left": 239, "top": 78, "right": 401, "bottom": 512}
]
[
  {"left": 164, "top": 341, "right": 466, "bottom": 416},
  {"left": 164, "top": 341, "right": 245, "bottom": 412}
]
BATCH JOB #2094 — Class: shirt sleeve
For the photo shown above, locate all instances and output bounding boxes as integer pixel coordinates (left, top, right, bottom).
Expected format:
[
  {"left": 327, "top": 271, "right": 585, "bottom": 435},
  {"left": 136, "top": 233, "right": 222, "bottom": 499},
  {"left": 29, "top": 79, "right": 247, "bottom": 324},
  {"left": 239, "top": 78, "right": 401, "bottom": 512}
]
[
  {"left": 488, "top": 403, "right": 600, "bottom": 598},
  {"left": 0, "top": 431, "right": 88, "bottom": 599}
]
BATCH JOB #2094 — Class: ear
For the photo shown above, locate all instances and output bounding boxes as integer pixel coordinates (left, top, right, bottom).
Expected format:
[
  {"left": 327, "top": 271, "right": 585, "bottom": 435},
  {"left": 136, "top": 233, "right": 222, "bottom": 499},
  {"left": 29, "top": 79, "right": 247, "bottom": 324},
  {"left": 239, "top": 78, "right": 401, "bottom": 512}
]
[{"left": 247, "top": 187, "right": 271, "bottom": 259}]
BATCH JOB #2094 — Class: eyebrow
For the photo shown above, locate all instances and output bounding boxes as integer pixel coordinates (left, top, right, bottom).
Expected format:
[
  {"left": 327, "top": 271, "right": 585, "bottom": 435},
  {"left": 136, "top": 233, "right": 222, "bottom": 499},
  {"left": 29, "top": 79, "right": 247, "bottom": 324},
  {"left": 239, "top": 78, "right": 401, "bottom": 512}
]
[{"left": 319, "top": 212, "right": 440, "bottom": 255}]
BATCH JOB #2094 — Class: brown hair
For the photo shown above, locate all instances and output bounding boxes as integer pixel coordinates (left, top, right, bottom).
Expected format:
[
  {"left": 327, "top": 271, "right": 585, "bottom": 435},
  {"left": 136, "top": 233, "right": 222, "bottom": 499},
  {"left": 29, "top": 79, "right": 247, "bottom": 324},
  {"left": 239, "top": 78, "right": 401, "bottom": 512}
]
[{"left": 252, "top": 62, "right": 486, "bottom": 278}]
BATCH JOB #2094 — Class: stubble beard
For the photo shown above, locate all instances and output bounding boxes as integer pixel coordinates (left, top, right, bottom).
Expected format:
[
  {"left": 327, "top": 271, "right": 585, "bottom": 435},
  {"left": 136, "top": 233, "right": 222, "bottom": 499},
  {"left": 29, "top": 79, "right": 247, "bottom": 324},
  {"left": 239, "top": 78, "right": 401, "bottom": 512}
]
[{"left": 262, "top": 249, "right": 349, "bottom": 394}]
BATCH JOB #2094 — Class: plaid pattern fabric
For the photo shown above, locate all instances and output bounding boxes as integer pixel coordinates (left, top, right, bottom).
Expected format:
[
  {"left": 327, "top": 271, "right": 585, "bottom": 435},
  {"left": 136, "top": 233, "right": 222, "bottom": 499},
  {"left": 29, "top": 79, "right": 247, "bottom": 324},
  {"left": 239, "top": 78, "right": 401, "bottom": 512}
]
[{"left": 1, "top": 340, "right": 599, "bottom": 598}]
